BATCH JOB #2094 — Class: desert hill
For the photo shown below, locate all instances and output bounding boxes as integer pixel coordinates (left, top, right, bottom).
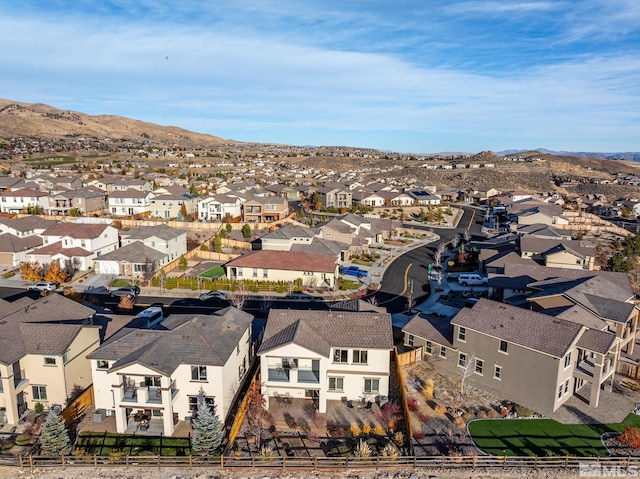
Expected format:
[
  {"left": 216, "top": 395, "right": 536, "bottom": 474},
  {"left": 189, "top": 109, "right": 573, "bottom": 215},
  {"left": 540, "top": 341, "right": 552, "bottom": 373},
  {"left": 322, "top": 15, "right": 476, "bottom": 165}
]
[{"left": 0, "top": 98, "right": 230, "bottom": 148}]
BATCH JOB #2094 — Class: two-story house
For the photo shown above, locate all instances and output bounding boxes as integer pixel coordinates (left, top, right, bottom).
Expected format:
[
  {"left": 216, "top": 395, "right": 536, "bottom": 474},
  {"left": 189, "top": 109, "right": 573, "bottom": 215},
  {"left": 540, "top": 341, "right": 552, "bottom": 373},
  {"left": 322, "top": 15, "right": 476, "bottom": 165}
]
[
  {"left": 88, "top": 307, "right": 254, "bottom": 436},
  {"left": 29, "top": 222, "right": 119, "bottom": 271},
  {"left": 93, "top": 224, "right": 187, "bottom": 276},
  {"left": 0, "top": 294, "right": 99, "bottom": 425},
  {"left": 243, "top": 196, "right": 289, "bottom": 223},
  {"left": 403, "top": 298, "right": 620, "bottom": 413},
  {"left": 0, "top": 189, "right": 50, "bottom": 214},
  {"left": 259, "top": 309, "right": 393, "bottom": 413},
  {"left": 48, "top": 187, "right": 107, "bottom": 216},
  {"left": 197, "top": 194, "right": 245, "bottom": 222},
  {"left": 108, "top": 189, "right": 154, "bottom": 217},
  {"left": 149, "top": 192, "right": 199, "bottom": 219}
]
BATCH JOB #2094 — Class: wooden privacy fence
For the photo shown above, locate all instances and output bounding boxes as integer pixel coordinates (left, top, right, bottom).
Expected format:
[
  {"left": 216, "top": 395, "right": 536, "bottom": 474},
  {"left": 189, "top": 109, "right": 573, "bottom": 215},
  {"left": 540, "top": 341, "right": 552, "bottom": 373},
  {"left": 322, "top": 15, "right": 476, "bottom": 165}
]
[
  {"left": 61, "top": 385, "right": 94, "bottom": 427},
  {"left": 396, "top": 346, "right": 422, "bottom": 366},
  {"left": 5, "top": 454, "right": 640, "bottom": 472}
]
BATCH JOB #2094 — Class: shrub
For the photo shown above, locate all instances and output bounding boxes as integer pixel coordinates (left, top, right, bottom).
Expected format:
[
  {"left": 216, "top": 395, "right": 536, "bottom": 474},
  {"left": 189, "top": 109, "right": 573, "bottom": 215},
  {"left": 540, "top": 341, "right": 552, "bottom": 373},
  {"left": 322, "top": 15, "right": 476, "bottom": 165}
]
[
  {"left": 350, "top": 422, "right": 361, "bottom": 437},
  {"left": 418, "top": 413, "right": 430, "bottom": 423},
  {"left": 422, "top": 385, "right": 434, "bottom": 400},
  {"left": 487, "top": 409, "right": 499, "bottom": 419},
  {"left": 454, "top": 416, "right": 466, "bottom": 429},
  {"left": 434, "top": 404, "right": 447, "bottom": 414},
  {"left": 381, "top": 442, "right": 399, "bottom": 457},
  {"left": 15, "top": 435, "right": 31, "bottom": 446},
  {"left": 412, "top": 431, "right": 426, "bottom": 440},
  {"left": 354, "top": 439, "right": 372, "bottom": 458},
  {"left": 0, "top": 440, "right": 14, "bottom": 451},
  {"left": 477, "top": 410, "right": 488, "bottom": 419},
  {"left": 407, "top": 397, "right": 419, "bottom": 411},
  {"left": 514, "top": 405, "right": 534, "bottom": 417},
  {"left": 373, "top": 425, "right": 384, "bottom": 435},
  {"left": 361, "top": 423, "right": 372, "bottom": 435},
  {"left": 259, "top": 446, "right": 276, "bottom": 461},
  {"left": 394, "top": 432, "right": 404, "bottom": 447},
  {"left": 620, "top": 427, "right": 640, "bottom": 449},
  {"left": 34, "top": 402, "right": 44, "bottom": 414}
]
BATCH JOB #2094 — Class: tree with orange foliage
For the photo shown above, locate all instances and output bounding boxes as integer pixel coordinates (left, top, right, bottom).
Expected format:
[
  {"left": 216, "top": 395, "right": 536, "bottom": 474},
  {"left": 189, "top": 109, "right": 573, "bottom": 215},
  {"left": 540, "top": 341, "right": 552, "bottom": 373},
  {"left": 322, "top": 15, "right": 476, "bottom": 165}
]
[
  {"left": 43, "top": 261, "right": 68, "bottom": 285},
  {"left": 619, "top": 427, "right": 640, "bottom": 449},
  {"left": 19, "top": 261, "right": 42, "bottom": 281},
  {"left": 118, "top": 294, "right": 135, "bottom": 311}
]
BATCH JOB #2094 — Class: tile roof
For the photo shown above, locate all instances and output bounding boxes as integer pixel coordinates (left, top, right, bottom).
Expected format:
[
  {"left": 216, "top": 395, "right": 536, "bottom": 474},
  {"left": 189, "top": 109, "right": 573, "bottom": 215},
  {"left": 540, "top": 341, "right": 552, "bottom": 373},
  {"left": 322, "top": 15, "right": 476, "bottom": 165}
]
[
  {"left": 88, "top": 307, "right": 253, "bottom": 375},
  {"left": 30, "top": 241, "right": 93, "bottom": 257},
  {"left": 258, "top": 309, "right": 393, "bottom": 357},
  {"left": 225, "top": 250, "right": 337, "bottom": 273},
  {"left": 121, "top": 224, "right": 185, "bottom": 241},
  {"left": 451, "top": 298, "right": 583, "bottom": 358}
]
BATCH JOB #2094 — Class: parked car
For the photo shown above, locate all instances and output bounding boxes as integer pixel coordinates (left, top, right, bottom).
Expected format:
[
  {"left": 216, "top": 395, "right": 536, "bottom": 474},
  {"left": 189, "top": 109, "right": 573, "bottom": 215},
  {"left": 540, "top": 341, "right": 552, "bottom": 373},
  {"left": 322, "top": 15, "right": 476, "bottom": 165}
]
[
  {"left": 457, "top": 273, "right": 488, "bottom": 287},
  {"left": 339, "top": 265, "right": 368, "bottom": 278},
  {"left": 199, "top": 290, "right": 228, "bottom": 301},
  {"left": 109, "top": 285, "right": 141, "bottom": 297},
  {"left": 28, "top": 281, "right": 58, "bottom": 292}
]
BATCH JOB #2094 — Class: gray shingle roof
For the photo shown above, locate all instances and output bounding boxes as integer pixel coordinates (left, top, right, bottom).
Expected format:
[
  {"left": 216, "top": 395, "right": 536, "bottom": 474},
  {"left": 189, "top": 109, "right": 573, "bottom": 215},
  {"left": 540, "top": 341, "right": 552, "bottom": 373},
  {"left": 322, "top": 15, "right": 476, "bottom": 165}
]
[
  {"left": 95, "top": 242, "right": 166, "bottom": 263},
  {"left": 120, "top": 224, "right": 185, "bottom": 241},
  {"left": 402, "top": 314, "right": 454, "bottom": 348},
  {"left": 258, "top": 309, "right": 393, "bottom": 357},
  {"left": 576, "top": 328, "right": 617, "bottom": 355},
  {"left": 451, "top": 298, "right": 583, "bottom": 358},
  {"left": 88, "top": 307, "right": 253, "bottom": 375}
]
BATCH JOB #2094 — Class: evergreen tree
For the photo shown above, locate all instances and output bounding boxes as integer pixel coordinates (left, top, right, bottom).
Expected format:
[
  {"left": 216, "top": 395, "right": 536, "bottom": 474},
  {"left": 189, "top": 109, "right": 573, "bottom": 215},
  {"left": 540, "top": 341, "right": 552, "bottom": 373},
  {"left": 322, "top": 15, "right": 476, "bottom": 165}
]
[
  {"left": 39, "top": 409, "right": 70, "bottom": 455},
  {"left": 191, "top": 390, "right": 223, "bottom": 456}
]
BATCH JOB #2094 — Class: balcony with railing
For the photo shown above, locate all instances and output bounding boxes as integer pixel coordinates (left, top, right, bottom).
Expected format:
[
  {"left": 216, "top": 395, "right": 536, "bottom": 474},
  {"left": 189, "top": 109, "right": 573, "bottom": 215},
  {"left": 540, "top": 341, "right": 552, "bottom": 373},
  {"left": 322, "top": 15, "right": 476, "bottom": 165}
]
[
  {"left": 13, "top": 369, "right": 28, "bottom": 389},
  {"left": 268, "top": 368, "right": 290, "bottom": 382}
]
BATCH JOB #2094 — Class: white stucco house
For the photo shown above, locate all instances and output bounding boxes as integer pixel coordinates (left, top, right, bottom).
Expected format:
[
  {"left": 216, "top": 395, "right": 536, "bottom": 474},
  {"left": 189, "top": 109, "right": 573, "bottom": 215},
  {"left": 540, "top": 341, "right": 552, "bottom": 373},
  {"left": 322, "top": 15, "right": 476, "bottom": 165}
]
[
  {"left": 197, "top": 194, "right": 245, "bottom": 222},
  {"left": 0, "top": 189, "right": 51, "bottom": 214},
  {"left": 108, "top": 189, "right": 154, "bottom": 217},
  {"left": 87, "top": 307, "right": 254, "bottom": 436},
  {"left": 258, "top": 309, "right": 394, "bottom": 413}
]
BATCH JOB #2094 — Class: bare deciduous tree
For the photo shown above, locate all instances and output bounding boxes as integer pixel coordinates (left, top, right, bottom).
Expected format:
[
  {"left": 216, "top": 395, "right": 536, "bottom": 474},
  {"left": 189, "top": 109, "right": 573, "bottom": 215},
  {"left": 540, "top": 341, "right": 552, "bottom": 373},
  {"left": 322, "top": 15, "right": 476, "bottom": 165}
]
[
  {"left": 450, "top": 235, "right": 460, "bottom": 251},
  {"left": 142, "top": 257, "right": 157, "bottom": 282},
  {"left": 463, "top": 230, "right": 471, "bottom": 243},
  {"left": 460, "top": 352, "right": 476, "bottom": 395},
  {"left": 434, "top": 243, "right": 447, "bottom": 268},
  {"left": 245, "top": 385, "right": 274, "bottom": 450},
  {"left": 229, "top": 282, "right": 249, "bottom": 311},
  {"left": 259, "top": 296, "right": 276, "bottom": 316}
]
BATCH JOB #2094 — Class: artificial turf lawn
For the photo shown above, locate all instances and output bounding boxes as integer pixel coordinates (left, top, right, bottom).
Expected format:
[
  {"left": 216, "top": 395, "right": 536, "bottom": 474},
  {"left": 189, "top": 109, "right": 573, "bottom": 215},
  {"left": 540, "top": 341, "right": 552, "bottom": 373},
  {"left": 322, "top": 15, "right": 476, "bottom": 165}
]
[
  {"left": 198, "top": 266, "right": 225, "bottom": 278},
  {"left": 468, "top": 413, "right": 640, "bottom": 457},
  {"left": 76, "top": 432, "right": 192, "bottom": 456}
]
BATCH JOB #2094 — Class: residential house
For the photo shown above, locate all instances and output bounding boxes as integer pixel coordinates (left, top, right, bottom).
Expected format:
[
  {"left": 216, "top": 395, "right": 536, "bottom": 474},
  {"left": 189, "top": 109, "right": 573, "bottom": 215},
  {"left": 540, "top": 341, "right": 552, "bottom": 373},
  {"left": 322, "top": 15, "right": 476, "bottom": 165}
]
[
  {"left": 352, "top": 190, "right": 387, "bottom": 208},
  {"left": 29, "top": 222, "right": 119, "bottom": 271},
  {"left": 259, "top": 309, "right": 394, "bottom": 413},
  {"left": 108, "top": 189, "right": 154, "bottom": 217},
  {"left": 197, "top": 194, "right": 244, "bottom": 222},
  {"left": 0, "top": 216, "right": 56, "bottom": 238},
  {"left": 519, "top": 236, "right": 596, "bottom": 270},
  {"left": 0, "top": 189, "right": 50, "bottom": 214},
  {"left": 256, "top": 224, "right": 321, "bottom": 251},
  {"left": 403, "top": 298, "right": 619, "bottom": 413},
  {"left": 407, "top": 189, "right": 441, "bottom": 206},
  {"left": 242, "top": 196, "right": 289, "bottom": 223},
  {"left": 0, "top": 176, "right": 27, "bottom": 193},
  {"left": 149, "top": 192, "right": 199, "bottom": 219},
  {"left": 0, "top": 294, "right": 100, "bottom": 425},
  {"left": 0, "top": 233, "right": 43, "bottom": 266},
  {"left": 48, "top": 187, "right": 107, "bottom": 216},
  {"left": 88, "top": 307, "right": 253, "bottom": 436},
  {"left": 225, "top": 250, "right": 338, "bottom": 288},
  {"left": 93, "top": 224, "right": 187, "bottom": 276},
  {"left": 317, "top": 185, "right": 352, "bottom": 209},
  {"left": 87, "top": 177, "right": 153, "bottom": 194}
]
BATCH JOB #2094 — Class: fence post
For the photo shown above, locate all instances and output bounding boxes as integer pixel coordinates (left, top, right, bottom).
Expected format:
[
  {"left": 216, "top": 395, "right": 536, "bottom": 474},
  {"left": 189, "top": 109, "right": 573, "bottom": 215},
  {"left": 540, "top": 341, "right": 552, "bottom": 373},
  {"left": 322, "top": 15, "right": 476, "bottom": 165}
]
[
  {"left": 126, "top": 455, "right": 129, "bottom": 467},
  {"left": 94, "top": 454, "right": 97, "bottom": 468},
  {"left": 441, "top": 455, "right": 445, "bottom": 470},
  {"left": 189, "top": 454, "right": 192, "bottom": 470},
  {"left": 157, "top": 454, "right": 161, "bottom": 470},
  {"left": 29, "top": 454, "right": 34, "bottom": 473},
  {"left": 61, "top": 454, "right": 65, "bottom": 470},
  {"left": 503, "top": 455, "right": 506, "bottom": 469},
  {"left": 473, "top": 455, "right": 477, "bottom": 470},
  {"left": 565, "top": 455, "right": 569, "bottom": 470},
  {"left": 221, "top": 454, "right": 224, "bottom": 470},
  {"left": 19, "top": 455, "right": 23, "bottom": 469}
]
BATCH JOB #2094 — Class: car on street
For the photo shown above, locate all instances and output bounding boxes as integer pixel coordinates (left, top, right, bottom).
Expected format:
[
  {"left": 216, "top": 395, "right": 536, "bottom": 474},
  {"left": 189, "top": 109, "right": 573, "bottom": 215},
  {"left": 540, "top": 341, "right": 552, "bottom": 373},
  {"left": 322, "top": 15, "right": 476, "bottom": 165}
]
[
  {"left": 199, "top": 290, "right": 228, "bottom": 301},
  {"left": 28, "top": 281, "right": 58, "bottom": 292},
  {"left": 109, "top": 285, "right": 141, "bottom": 297},
  {"left": 339, "top": 265, "right": 368, "bottom": 278}
]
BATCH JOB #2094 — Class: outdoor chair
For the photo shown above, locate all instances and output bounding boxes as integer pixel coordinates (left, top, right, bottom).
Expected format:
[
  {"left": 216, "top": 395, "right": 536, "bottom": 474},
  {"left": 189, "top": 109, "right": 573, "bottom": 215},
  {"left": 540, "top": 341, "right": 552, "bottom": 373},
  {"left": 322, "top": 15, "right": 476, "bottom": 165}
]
[{"left": 347, "top": 400, "right": 353, "bottom": 409}]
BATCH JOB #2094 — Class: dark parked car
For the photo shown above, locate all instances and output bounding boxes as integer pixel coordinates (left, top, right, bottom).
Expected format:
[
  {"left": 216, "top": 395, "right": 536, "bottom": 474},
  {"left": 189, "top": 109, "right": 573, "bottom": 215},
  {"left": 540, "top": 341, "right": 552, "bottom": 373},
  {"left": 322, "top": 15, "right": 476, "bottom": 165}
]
[
  {"left": 199, "top": 290, "right": 228, "bottom": 301},
  {"left": 109, "top": 286, "right": 141, "bottom": 297}
]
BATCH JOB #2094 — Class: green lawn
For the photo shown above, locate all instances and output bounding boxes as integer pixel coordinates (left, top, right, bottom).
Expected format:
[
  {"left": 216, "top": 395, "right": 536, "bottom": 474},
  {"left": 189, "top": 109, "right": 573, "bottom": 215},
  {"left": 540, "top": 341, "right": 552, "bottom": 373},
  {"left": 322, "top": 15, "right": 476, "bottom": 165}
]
[
  {"left": 468, "top": 413, "right": 640, "bottom": 457},
  {"left": 198, "top": 266, "right": 225, "bottom": 279}
]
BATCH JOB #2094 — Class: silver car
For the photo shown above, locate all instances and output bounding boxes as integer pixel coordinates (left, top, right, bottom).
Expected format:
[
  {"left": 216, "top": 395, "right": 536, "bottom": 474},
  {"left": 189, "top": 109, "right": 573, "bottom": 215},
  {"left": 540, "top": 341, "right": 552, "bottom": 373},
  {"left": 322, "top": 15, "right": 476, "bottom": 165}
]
[{"left": 28, "top": 281, "right": 58, "bottom": 292}]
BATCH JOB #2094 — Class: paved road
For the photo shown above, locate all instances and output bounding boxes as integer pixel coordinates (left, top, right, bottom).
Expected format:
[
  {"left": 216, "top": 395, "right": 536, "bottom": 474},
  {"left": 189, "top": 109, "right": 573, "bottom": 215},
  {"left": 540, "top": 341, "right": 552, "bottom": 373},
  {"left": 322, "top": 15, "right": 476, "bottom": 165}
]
[{"left": 375, "top": 205, "right": 486, "bottom": 313}]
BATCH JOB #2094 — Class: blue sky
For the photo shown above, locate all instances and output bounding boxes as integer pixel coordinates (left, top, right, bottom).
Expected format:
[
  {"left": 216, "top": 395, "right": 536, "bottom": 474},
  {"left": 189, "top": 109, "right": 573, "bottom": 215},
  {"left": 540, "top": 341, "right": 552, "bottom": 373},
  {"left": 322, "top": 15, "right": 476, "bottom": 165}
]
[{"left": 2, "top": 1, "right": 640, "bottom": 153}]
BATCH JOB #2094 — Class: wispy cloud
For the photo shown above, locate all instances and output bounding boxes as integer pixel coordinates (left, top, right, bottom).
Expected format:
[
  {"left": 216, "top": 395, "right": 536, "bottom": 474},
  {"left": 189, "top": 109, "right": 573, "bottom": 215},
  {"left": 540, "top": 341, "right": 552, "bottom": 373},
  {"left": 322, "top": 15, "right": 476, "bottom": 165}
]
[{"left": 443, "top": 1, "right": 559, "bottom": 15}]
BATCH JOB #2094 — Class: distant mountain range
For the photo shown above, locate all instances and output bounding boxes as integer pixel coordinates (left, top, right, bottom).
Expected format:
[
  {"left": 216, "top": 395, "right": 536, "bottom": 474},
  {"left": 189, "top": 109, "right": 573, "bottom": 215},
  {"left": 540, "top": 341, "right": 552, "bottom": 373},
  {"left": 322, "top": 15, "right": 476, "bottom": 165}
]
[{"left": 498, "top": 148, "right": 640, "bottom": 162}]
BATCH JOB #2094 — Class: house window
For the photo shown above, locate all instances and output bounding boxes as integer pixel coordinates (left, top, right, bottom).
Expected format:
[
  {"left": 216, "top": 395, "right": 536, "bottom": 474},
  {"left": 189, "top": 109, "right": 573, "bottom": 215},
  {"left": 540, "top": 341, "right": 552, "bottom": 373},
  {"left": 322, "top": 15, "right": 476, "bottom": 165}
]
[
  {"left": 44, "top": 357, "right": 56, "bottom": 366},
  {"left": 188, "top": 395, "right": 215, "bottom": 412},
  {"left": 191, "top": 365, "right": 207, "bottom": 381},
  {"left": 458, "top": 352, "right": 467, "bottom": 368},
  {"left": 458, "top": 327, "right": 466, "bottom": 341},
  {"left": 564, "top": 352, "right": 571, "bottom": 368},
  {"left": 499, "top": 340, "right": 508, "bottom": 353},
  {"left": 237, "top": 268, "right": 243, "bottom": 277},
  {"left": 439, "top": 346, "right": 446, "bottom": 358},
  {"left": 252, "top": 268, "right": 258, "bottom": 278},
  {"left": 558, "top": 383, "right": 563, "bottom": 399},
  {"left": 97, "top": 360, "right": 109, "bottom": 369},
  {"left": 32, "top": 385, "right": 47, "bottom": 401},
  {"left": 63, "top": 351, "right": 70, "bottom": 363},
  {"left": 333, "top": 349, "right": 348, "bottom": 363},
  {"left": 475, "top": 359, "right": 484, "bottom": 375},
  {"left": 364, "top": 378, "right": 380, "bottom": 393},
  {"left": 263, "top": 269, "right": 268, "bottom": 278},
  {"left": 494, "top": 365, "right": 502, "bottom": 380},
  {"left": 564, "top": 379, "right": 570, "bottom": 394},
  {"left": 328, "top": 377, "right": 344, "bottom": 392},
  {"left": 407, "top": 334, "right": 414, "bottom": 347},
  {"left": 425, "top": 341, "right": 432, "bottom": 355},
  {"left": 353, "top": 350, "right": 368, "bottom": 364}
]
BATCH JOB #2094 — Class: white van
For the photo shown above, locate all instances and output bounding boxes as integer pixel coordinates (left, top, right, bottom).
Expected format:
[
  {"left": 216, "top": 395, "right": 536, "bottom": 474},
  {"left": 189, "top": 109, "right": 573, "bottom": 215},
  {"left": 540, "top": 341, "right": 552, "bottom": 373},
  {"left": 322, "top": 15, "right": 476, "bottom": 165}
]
[
  {"left": 457, "top": 273, "right": 488, "bottom": 287},
  {"left": 136, "top": 306, "right": 164, "bottom": 329}
]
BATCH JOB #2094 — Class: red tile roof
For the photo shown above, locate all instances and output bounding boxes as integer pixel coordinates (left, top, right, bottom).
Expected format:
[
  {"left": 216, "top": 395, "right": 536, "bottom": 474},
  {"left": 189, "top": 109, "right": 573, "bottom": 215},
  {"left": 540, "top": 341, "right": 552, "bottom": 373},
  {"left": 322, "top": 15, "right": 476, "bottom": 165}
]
[{"left": 226, "top": 250, "right": 337, "bottom": 273}]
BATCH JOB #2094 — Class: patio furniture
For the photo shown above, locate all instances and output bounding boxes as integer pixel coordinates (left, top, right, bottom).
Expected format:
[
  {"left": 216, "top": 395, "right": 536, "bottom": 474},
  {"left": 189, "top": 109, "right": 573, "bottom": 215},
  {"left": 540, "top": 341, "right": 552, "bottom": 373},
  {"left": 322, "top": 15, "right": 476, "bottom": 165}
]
[
  {"left": 347, "top": 400, "right": 353, "bottom": 409},
  {"left": 365, "top": 401, "right": 373, "bottom": 410}
]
